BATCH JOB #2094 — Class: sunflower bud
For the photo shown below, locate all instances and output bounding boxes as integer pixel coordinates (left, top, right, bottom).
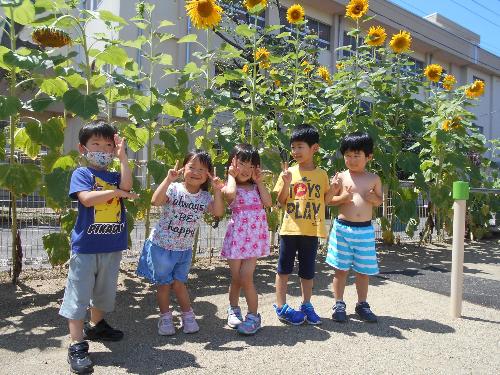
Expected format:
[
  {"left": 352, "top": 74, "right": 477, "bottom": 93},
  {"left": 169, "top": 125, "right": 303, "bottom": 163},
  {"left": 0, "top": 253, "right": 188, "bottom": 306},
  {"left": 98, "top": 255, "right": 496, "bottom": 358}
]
[{"left": 32, "top": 27, "right": 72, "bottom": 48}]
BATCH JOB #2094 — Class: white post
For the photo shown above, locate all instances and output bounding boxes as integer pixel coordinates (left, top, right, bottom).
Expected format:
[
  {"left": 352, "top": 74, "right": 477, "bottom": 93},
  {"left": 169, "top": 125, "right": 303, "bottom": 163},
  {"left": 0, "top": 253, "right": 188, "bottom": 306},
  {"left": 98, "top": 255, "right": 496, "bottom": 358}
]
[{"left": 450, "top": 199, "right": 466, "bottom": 318}]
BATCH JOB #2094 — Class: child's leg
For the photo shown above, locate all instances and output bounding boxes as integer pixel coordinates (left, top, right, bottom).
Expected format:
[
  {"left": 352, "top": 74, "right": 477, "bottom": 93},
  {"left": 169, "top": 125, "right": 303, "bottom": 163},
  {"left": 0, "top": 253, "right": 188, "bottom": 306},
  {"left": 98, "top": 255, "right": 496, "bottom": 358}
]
[
  {"left": 297, "top": 235, "right": 319, "bottom": 304},
  {"left": 299, "top": 278, "right": 313, "bottom": 303},
  {"left": 239, "top": 258, "right": 258, "bottom": 314},
  {"left": 332, "top": 269, "right": 349, "bottom": 301},
  {"left": 275, "top": 273, "right": 289, "bottom": 307},
  {"left": 172, "top": 281, "right": 191, "bottom": 312},
  {"left": 227, "top": 259, "right": 243, "bottom": 307},
  {"left": 69, "top": 319, "right": 85, "bottom": 343},
  {"left": 355, "top": 272, "right": 369, "bottom": 302},
  {"left": 89, "top": 308, "right": 104, "bottom": 325},
  {"left": 275, "top": 236, "right": 297, "bottom": 307},
  {"left": 157, "top": 284, "right": 172, "bottom": 313}
]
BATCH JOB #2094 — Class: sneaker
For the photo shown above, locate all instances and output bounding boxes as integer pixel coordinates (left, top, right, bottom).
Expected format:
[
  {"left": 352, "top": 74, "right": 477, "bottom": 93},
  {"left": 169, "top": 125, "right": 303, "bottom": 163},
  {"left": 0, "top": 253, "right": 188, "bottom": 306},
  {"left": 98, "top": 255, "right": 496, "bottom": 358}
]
[
  {"left": 181, "top": 310, "right": 200, "bottom": 333},
  {"left": 68, "top": 341, "right": 93, "bottom": 374},
  {"left": 83, "top": 319, "right": 124, "bottom": 342},
  {"left": 355, "top": 301, "right": 378, "bottom": 323},
  {"left": 273, "top": 303, "right": 306, "bottom": 325},
  {"left": 158, "top": 312, "right": 175, "bottom": 336},
  {"left": 300, "top": 302, "right": 322, "bottom": 325},
  {"left": 238, "top": 313, "right": 262, "bottom": 335},
  {"left": 332, "top": 301, "right": 347, "bottom": 323},
  {"left": 227, "top": 306, "right": 243, "bottom": 329}
]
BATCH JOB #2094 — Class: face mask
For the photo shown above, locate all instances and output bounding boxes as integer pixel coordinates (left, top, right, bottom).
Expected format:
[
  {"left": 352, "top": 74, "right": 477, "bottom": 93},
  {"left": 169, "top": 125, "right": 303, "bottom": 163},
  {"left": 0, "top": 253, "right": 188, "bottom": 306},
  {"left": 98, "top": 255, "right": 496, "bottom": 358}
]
[{"left": 83, "top": 146, "right": 114, "bottom": 168}]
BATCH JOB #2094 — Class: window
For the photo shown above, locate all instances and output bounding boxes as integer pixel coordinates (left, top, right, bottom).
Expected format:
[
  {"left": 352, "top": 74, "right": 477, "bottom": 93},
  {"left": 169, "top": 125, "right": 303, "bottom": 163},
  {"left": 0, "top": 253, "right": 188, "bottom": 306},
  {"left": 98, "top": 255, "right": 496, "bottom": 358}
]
[
  {"left": 279, "top": 7, "right": 331, "bottom": 50},
  {"left": 84, "top": 0, "right": 103, "bottom": 10},
  {"left": 400, "top": 57, "right": 424, "bottom": 80},
  {"left": 223, "top": 2, "right": 265, "bottom": 29},
  {"left": 340, "top": 31, "right": 357, "bottom": 58}
]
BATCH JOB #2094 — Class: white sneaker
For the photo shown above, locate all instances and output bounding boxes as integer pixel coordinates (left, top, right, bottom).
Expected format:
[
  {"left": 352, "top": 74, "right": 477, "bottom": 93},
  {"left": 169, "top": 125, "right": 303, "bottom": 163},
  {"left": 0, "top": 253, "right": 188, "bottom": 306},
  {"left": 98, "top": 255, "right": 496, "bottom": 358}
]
[
  {"left": 227, "top": 306, "right": 243, "bottom": 329},
  {"left": 158, "top": 312, "right": 175, "bottom": 336},
  {"left": 181, "top": 310, "right": 199, "bottom": 334}
]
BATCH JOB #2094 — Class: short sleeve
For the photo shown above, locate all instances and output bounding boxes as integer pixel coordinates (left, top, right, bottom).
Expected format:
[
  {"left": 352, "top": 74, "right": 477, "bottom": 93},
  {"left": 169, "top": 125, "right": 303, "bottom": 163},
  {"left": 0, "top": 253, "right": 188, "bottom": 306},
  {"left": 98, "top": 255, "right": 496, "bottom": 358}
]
[
  {"left": 69, "top": 168, "right": 93, "bottom": 199},
  {"left": 166, "top": 182, "right": 177, "bottom": 200},
  {"left": 273, "top": 173, "right": 284, "bottom": 193},
  {"left": 324, "top": 171, "right": 330, "bottom": 193}
]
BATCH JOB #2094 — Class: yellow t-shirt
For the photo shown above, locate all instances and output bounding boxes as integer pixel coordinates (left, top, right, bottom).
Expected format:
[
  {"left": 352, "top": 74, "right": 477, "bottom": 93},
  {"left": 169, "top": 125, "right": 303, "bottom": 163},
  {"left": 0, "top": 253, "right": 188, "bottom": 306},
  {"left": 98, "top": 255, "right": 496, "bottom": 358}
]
[{"left": 273, "top": 165, "right": 330, "bottom": 238}]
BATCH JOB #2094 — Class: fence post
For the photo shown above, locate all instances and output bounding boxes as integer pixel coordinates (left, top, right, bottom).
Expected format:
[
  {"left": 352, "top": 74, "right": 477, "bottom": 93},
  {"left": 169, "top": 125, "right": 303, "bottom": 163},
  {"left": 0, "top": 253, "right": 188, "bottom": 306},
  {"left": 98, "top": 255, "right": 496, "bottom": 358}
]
[{"left": 450, "top": 181, "right": 469, "bottom": 318}]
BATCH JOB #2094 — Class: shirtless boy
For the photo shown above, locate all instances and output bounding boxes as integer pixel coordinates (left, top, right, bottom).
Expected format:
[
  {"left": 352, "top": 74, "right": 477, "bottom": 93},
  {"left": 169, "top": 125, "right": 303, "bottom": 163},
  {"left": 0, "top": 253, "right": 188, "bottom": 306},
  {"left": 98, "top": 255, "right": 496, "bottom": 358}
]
[{"left": 326, "top": 132, "right": 383, "bottom": 323}]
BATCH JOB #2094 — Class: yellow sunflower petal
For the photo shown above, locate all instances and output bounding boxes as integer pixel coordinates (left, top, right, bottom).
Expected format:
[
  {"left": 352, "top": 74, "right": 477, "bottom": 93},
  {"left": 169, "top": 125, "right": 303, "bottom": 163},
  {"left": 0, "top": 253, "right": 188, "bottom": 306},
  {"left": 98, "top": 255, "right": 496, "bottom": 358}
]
[
  {"left": 366, "top": 26, "right": 386, "bottom": 47},
  {"left": 389, "top": 30, "right": 411, "bottom": 54},
  {"left": 346, "top": 0, "right": 369, "bottom": 20},
  {"left": 185, "top": 0, "right": 223, "bottom": 30},
  {"left": 317, "top": 66, "right": 331, "bottom": 83},
  {"left": 465, "top": 80, "right": 485, "bottom": 98},
  {"left": 244, "top": 0, "right": 267, "bottom": 11},
  {"left": 442, "top": 74, "right": 456, "bottom": 90},
  {"left": 287, "top": 4, "right": 305, "bottom": 24},
  {"left": 424, "top": 64, "right": 443, "bottom": 82}
]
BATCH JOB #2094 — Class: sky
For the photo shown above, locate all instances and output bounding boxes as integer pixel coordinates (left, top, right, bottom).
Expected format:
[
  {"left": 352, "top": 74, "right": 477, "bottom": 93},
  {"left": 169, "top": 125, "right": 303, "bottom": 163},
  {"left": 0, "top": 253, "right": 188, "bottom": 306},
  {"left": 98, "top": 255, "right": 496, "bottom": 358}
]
[{"left": 387, "top": 0, "right": 500, "bottom": 56}]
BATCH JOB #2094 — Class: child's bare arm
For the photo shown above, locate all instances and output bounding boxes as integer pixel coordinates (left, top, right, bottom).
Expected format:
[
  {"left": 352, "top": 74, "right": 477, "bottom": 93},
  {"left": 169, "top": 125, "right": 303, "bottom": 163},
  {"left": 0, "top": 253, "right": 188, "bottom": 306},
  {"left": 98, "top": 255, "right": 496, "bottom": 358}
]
[
  {"left": 77, "top": 189, "right": 138, "bottom": 208},
  {"left": 276, "top": 162, "right": 292, "bottom": 206},
  {"left": 116, "top": 135, "right": 133, "bottom": 192},
  {"left": 223, "top": 158, "right": 239, "bottom": 205},
  {"left": 253, "top": 166, "right": 272, "bottom": 207},
  {"left": 151, "top": 161, "right": 183, "bottom": 206},
  {"left": 365, "top": 175, "right": 383, "bottom": 207},
  {"left": 330, "top": 186, "right": 354, "bottom": 206},
  {"left": 325, "top": 173, "right": 341, "bottom": 205},
  {"left": 208, "top": 173, "right": 225, "bottom": 217}
]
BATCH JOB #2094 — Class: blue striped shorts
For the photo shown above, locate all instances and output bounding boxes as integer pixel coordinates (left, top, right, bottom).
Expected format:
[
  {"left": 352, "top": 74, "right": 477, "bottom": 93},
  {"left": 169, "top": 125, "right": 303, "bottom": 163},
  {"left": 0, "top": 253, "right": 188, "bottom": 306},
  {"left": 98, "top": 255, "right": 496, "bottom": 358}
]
[{"left": 326, "top": 219, "right": 379, "bottom": 275}]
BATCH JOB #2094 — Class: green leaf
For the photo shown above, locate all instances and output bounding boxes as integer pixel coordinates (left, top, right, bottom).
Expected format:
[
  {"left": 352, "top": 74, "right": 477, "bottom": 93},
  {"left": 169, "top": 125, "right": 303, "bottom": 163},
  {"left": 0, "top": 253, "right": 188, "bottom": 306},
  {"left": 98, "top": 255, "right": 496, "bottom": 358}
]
[
  {"left": 90, "top": 74, "right": 107, "bottom": 88},
  {"left": 96, "top": 45, "right": 129, "bottom": 67},
  {"left": 147, "top": 160, "right": 167, "bottom": 184},
  {"left": 159, "top": 20, "right": 175, "bottom": 28},
  {"left": 25, "top": 117, "right": 65, "bottom": 150},
  {"left": 0, "top": 96, "right": 22, "bottom": 119},
  {"left": 121, "top": 123, "right": 149, "bottom": 152},
  {"left": 99, "top": 10, "right": 128, "bottom": 25},
  {"left": 40, "top": 77, "right": 68, "bottom": 97},
  {"left": 29, "top": 96, "right": 55, "bottom": 112},
  {"left": 0, "top": 0, "right": 23, "bottom": 7},
  {"left": 43, "top": 167, "right": 71, "bottom": 208},
  {"left": 65, "top": 73, "right": 86, "bottom": 88},
  {"left": 163, "top": 102, "right": 183, "bottom": 118},
  {"left": 0, "top": 163, "right": 41, "bottom": 195},
  {"left": 121, "top": 35, "right": 147, "bottom": 49},
  {"left": 397, "top": 152, "right": 421, "bottom": 174},
  {"left": 159, "top": 54, "right": 173, "bottom": 66},
  {"left": 183, "top": 62, "right": 200, "bottom": 74},
  {"left": 235, "top": 24, "right": 256, "bottom": 38},
  {"left": 63, "top": 89, "right": 99, "bottom": 119},
  {"left": 60, "top": 210, "right": 77, "bottom": 234},
  {"left": 177, "top": 34, "right": 197, "bottom": 43},
  {"left": 3, "top": 0, "right": 35, "bottom": 25},
  {"left": 14, "top": 127, "right": 40, "bottom": 158},
  {"left": 175, "top": 128, "right": 189, "bottom": 155},
  {"left": 42, "top": 233, "right": 70, "bottom": 266},
  {"left": 52, "top": 154, "right": 78, "bottom": 171}
]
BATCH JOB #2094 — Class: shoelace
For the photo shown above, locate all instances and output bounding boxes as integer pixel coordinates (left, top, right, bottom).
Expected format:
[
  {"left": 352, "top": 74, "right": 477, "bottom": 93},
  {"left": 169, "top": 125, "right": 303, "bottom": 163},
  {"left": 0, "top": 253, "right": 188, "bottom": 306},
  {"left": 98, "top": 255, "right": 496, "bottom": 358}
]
[
  {"left": 183, "top": 315, "right": 196, "bottom": 324},
  {"left": 160, "top": 317, "right": 172, "bottom": 327},
  {"left": 335, "top": 303, "right": 346, "bottom": 312}
]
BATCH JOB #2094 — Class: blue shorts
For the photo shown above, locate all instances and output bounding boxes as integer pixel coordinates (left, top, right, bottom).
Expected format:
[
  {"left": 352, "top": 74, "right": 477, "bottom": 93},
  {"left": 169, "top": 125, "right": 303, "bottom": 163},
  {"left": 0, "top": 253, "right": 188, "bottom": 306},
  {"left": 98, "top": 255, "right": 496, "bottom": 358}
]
[
  {"left": 326, "top": 219, "right": 379, "bottom": 275},
  {"left": 277, "top": 235, "right": 318, "bottom": 280},
  {"left": 136, "top": 239, "right": 192, "bottom": 284}
]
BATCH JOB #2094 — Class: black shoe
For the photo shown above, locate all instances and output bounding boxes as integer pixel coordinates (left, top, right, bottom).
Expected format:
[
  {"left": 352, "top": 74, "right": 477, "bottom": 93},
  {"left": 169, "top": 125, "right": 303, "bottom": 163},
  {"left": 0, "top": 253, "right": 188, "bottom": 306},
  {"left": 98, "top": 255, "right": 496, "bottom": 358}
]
[
  {"left": 83, "top": 319, "right": 124, "bottom": 342},
  {"left": 332, "top": 301, "right": 347, "bottom": 323},
  {"left": 68, "top": 341, "right": 93, "bottom": 374},
  {"left": 355, "top": 302, "right": 378, "bottom": 323}
]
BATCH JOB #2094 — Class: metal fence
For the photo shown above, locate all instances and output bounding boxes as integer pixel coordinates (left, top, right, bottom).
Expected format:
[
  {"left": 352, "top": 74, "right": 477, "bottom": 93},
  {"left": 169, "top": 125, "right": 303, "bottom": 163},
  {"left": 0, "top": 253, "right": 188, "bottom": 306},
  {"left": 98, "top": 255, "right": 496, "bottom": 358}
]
[{"left": 0, "top": 183, "right": 431, "bottom": 270}]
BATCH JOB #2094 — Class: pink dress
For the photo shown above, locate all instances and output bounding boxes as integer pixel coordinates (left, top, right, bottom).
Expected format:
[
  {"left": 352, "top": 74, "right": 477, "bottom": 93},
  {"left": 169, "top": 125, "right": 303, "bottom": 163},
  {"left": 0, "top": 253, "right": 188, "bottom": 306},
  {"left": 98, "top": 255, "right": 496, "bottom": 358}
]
[{"left": 221, "top": 185, "right": 270, "bottom": 259}]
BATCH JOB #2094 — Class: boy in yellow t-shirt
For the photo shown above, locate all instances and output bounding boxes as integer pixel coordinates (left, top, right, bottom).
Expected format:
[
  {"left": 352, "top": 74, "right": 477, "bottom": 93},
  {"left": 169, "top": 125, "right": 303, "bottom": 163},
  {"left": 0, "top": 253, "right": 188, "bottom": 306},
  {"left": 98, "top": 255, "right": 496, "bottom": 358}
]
[{"left": 273, "top": 124, "right": 340, "bottom": 325}]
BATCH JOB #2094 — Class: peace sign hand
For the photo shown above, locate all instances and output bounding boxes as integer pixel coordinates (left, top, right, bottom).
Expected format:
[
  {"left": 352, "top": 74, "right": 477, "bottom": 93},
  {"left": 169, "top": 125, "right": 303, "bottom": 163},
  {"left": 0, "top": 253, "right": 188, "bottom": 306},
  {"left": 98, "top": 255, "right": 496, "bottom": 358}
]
[
  {"left": 228, "top": 157, "right": 240, "bottom": 178},
  {"left": 341, "top": 185, "right": 354, "bottom": 204},
  {"left": 252, "top": 165, "right": 263, "bottom": 183},
  {"left": 208, "top": 167, "right": 224, "bottom": 192},
  {"left": 114, "top": 134, "right": 127, "bottom": 161},
  {"left": 166, "top": 160, "right": 184, "bottom": 183},
  {"left": 329, "top": 172, "right": 342, "bottom": 194},
  {"left": 280, "top": 162, "right": 292, "bottom": 185}
]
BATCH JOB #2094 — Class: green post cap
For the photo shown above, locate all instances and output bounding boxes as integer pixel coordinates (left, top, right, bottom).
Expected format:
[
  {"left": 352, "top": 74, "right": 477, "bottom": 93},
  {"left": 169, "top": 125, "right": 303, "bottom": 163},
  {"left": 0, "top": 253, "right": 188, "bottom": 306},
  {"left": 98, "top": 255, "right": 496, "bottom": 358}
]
[{"left": 453, "top": 181, "right": 469, "bottom": 200}]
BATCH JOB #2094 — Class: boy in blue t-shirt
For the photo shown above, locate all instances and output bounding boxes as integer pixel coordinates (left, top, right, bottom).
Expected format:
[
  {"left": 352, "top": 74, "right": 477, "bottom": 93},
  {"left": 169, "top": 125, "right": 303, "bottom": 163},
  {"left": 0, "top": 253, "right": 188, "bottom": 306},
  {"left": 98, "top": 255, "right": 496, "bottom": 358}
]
[{"left": 59, "top": 120, "right": 137, "bottom": 374}]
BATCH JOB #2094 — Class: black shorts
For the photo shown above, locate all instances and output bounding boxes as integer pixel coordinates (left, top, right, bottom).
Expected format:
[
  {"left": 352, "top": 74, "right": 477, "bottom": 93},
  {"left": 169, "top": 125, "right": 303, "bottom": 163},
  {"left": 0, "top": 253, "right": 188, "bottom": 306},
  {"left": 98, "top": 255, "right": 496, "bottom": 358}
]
[{"left": 277, "top": 235, "right": 319, "bottom": 280}]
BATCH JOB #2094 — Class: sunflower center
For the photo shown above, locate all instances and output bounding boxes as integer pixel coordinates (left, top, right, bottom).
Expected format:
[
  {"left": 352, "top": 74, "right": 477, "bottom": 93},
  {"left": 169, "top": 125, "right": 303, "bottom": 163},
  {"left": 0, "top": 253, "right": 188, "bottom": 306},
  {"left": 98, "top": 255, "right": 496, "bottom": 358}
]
[
  {"left": 394, "top": 38, "right": 405, "bottom": 48},
  {"left": 291, "top": 10, "right": 300, "bottom": 19},
  {"left": 197, "top": 0, "right": 214, "bottom": 17},
  {"left": 354, "top": 5, "right": 363, "bottom": 13}
]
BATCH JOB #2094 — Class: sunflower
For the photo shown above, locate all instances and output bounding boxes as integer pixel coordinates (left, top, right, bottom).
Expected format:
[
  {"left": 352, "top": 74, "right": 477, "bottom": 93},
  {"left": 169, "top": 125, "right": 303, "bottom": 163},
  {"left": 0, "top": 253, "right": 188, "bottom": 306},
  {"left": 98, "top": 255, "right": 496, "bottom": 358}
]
[
  {"left": 301, "top": 60, "right": 313, "bottom": 74},
  {"left": 442, "top": 116, "right": 461, "bottom": 131},
  {"left": 389, "top": 30, "right": 411, "bottom": 54},
  {"left": 366, "top": 26, "right": 386, "bottom": 47},
  {"left": 424, "top": 64, "right": 443, "bottom": 82},
  {"left": 442, "top": 74, "right": 456, "bottom": 90},
  {"left": 185, "top": 0, "right": 223, "bottom": 30},
  {"left": 286, "top": 4, "right": 305, "bottom": 24},
  {"left": 195, "top": 105, "right": 203, "bottom": 115},
  {"left": 255, "top": 47, "right": 271, "bottom": 69},
  {"left": 274, "top": 79, "right": 281, "bottom": 87},
  {"left": 32, "top": 27, "right": 72, "bottom": 48},
  {"left": 336, "top": 62, "right": 344, "bottom": 70},
  {"left": 244, "top": 0, "right": 267, "bottom": 11},
  {"left": 465, "top": 80, "right": 485, "bottom": 98},
  {"left": 346, "top": 0, "right": 369, "bottom": 20},
  {"left": 242, "top": 64, "right": 249, "bottom": 74},
  {"left": 317, "top": 66, "right": 331, "bottom": 83}
]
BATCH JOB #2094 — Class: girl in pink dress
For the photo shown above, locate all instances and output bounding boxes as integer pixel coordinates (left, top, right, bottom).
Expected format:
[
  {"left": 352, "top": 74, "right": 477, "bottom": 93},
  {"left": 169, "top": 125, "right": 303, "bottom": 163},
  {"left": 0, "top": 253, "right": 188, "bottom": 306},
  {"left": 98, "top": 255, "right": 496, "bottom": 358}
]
[{"left": 221, "top": 144, "right": 272, "bottom": 335}]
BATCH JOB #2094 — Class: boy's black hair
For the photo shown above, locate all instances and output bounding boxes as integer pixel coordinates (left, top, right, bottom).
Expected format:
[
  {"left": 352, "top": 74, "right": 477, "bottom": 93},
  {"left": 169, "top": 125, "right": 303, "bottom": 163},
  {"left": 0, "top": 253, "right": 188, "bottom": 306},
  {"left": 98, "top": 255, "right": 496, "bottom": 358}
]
[
  {"left": 290, "top": 124, "right": 319, "bottom": 146},
  {"left": 226, "top": 143, "right": 260, "bottom": 183},
  {"left": 182, "top": 149, "right": 213, "bottom": 191},
  {"left": 78, "top": 120, "right": 117, "bottom": 146},
  {"left": 340, "top": 131, "right": 374, "bottom": 156}
]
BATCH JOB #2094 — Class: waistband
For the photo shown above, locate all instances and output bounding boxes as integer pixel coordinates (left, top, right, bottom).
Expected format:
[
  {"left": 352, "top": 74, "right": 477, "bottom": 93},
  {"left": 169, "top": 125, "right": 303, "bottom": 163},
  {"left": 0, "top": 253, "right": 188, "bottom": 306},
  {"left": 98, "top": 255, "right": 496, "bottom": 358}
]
[
  {"left": 336, "top": 218, "right": 372, "bottom": 227},
  {"left": 232, "top": 204, "right": 264, "bottom": 213}
]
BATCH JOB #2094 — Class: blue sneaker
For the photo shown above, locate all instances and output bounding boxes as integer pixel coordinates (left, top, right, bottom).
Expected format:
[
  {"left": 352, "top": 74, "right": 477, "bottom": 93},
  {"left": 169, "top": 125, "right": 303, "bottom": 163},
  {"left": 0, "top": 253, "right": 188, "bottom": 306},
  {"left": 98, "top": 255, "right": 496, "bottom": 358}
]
[
  {"left": 273, "top": 303, "right": 306, "bottom": 325},
  {"left": 332, "top": 301, "right": 347, "bottom": 323},
  {"left": 237, "top": 313, "right": 262, "bottom": 335},
  {"left": 355, "top": 302, "right": 377, "bottom": 323},
  {"left": 300, "top": 302, "right": 322, "bottom": 325}
]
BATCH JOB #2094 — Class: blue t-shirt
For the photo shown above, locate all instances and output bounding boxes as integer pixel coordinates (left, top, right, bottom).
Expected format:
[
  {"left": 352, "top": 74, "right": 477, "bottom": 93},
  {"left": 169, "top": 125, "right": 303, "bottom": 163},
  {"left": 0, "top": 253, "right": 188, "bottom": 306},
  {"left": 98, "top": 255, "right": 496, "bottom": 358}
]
[{"left": 69, "top": 167, "right": 127, "bottom": 254}]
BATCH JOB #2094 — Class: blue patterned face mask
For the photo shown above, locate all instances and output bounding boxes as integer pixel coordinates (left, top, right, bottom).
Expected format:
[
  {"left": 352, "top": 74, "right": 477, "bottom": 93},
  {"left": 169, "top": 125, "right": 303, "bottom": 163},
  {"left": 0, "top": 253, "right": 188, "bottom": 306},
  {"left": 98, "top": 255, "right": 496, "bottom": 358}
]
[{"left": 83, "top": 147, "right": 114, "bottom": 168}]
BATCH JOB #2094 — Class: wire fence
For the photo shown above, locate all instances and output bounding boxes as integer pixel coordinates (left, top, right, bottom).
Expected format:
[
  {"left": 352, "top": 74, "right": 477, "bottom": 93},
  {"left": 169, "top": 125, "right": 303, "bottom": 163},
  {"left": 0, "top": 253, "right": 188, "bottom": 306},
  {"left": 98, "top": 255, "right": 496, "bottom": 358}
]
[{"left": 0, "top": 182, "right": 432, "bottom": 270}]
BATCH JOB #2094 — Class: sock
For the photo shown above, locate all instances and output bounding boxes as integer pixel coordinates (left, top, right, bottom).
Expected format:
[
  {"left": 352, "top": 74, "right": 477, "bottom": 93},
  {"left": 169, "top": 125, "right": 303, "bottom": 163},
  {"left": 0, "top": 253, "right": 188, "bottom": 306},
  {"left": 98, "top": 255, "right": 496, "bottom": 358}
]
[{"left": 160, "top": 311, "right": 172, "bottom": 318}]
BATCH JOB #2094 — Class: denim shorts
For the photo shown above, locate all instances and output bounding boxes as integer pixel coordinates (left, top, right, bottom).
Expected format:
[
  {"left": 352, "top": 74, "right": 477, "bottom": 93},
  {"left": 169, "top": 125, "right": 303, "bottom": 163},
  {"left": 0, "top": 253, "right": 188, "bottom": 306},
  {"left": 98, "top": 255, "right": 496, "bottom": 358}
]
[
  {"left": 277, "top": 235, "right": 319, "bottom": 280},
  {"left": 59, "top": 251, "right": 122, "bottom": 320},
  {"left": 136, "top": 239, "right": 193, "bottom": 285}
]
